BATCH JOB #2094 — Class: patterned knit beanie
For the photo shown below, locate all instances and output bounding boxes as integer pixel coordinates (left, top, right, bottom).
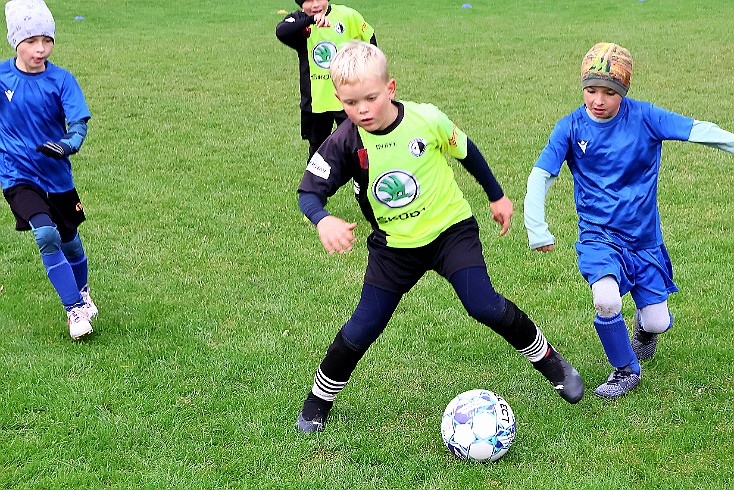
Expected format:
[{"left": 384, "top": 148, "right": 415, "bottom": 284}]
[
  {"left": 5, "top": 0, "right": 55, "bottom": 49},
  {"left": 581, "top": 42, "right": 633, "bottom": 96}
]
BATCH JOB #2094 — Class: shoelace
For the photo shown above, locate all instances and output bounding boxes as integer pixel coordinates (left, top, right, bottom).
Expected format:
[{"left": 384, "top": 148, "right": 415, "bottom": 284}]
[
  {"left": 68, "top": 309, "right": 86, "bottom": 322},
  {"left": 608, "top": 371, "right": 631, "bottom": 385}
]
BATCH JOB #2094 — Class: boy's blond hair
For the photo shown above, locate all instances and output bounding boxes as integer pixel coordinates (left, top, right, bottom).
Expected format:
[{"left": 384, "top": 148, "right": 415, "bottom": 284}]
[{"left": 330, "top": 41, "right": 389, "bottom": 88}]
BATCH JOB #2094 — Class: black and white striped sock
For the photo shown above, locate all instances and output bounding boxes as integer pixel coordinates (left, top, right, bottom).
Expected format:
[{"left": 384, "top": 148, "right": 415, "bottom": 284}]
[
  {"left": 312, "top": 366, "right": 348, "bottom": 402},
  {"left": 518, "top": 327, "right": 549, "bottom": 363}
]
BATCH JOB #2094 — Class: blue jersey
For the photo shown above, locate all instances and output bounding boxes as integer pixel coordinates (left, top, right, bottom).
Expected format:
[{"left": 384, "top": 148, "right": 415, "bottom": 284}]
[
  {"left": 0, "top": 58, "right": 91, "bottom": 193},
  {"left": 534, "top": 97, "right": 693, "bottom": 249}
]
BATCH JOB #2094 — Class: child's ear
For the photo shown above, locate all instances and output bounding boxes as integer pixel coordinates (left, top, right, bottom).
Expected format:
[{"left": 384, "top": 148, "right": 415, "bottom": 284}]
[{"left": 387, "top": 79, "right": 396, "bottom": 100}]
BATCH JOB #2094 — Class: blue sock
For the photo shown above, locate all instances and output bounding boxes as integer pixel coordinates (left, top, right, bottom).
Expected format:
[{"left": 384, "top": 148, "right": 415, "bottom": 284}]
[
  {"left": 594, "top": 313, "right": 640, "bottom": 375},
  {"left": 61, "top": 233, "right": 88, "bottom": 290},
  {"left": 42, "top": 250, "right": 83, "bottom": 309},
  {"left": 68, "top": 255, "right": 88, "bottom": 290}
]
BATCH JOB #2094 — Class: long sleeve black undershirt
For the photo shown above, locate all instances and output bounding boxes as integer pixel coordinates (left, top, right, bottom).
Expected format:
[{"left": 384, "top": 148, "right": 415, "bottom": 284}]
[{"left": 458, "top": 138, "right": 504, "bottom": 202}]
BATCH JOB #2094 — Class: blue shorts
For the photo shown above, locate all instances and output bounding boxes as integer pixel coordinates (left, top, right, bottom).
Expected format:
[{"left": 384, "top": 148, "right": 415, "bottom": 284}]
[{"left": 575, "top": 238, "right": 678, "bottom": 308}]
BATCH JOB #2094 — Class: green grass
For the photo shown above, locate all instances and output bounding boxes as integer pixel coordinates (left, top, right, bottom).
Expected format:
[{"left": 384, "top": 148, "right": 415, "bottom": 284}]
[{"left": 1, "top": 0, "right": 733, "bottom": 488}]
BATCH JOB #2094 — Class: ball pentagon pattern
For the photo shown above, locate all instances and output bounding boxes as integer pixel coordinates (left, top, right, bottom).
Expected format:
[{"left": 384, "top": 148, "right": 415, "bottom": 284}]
[{"left": 441, "top": 389, "right": 516, "bottom": 462}]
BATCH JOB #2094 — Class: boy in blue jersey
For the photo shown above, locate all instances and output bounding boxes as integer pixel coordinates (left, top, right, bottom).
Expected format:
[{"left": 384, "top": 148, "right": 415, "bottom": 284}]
[
  {"left": 1, "top": 0, "right": 97, "bottom": 340},
  {"left": 276, "top": 0, "right": 377, "bottom": 163},
  {"left": 524, "top": 42, "right": 734, "bottom": 398},
  {"left": 295, "top": 42, "right": 584, "bottom": 433}
]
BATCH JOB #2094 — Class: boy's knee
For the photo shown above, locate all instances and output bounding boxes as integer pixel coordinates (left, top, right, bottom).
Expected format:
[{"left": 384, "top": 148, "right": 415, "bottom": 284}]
[
  {"left": 592, "top": 276, "right": 622, "bottom": 318},
  {"left": 594, "top": 297, "right": 622, "bottom": 318},
  {"left": 33, "top": 225, "right": 62, "bottom": 255},
  {"left": 640, "top": 309, "right": 673, "bottom": 333},
  {"left": 464, "top": 294, "right": 506, "bottom": 325},
  {"left": 61, "top": 233, "right": 84, "bottom": 260}
]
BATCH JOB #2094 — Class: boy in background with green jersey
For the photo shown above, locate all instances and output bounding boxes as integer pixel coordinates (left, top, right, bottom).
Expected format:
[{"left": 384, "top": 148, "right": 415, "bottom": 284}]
[
  {"left": 294, "top": 42, "right": 584, "bottom": 433},
  {"left": 276, "top": 0, "right": 376, "bottom": 163}
]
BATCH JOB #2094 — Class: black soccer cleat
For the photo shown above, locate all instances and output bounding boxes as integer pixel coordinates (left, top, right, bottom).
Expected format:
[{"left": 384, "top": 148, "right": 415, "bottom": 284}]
[
  {"left": 295, "top": 392, "right": 333, "bottom": 433},
  {"left": 533, "top": 347, "right": 585, "bottom": 404},
  {"left": 296, "top": 411, "right": 327, "bottom": 433}
]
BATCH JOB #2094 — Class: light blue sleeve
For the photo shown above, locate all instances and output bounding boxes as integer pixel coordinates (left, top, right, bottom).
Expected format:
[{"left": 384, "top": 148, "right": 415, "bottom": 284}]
[
  {"left": 60, "top": 119, "right": 88, "bottom": 153},
  {"left": 524, "top": 166, "right": 557, "bottom": 249},
  {"left": 688, "top": 120, "right": 734, "bottom": 154}
]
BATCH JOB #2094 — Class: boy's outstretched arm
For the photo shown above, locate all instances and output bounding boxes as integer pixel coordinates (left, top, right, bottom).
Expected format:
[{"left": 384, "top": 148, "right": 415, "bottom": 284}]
[
  {"left": 688, "top": 120, "right": 734, "bottom": 154},
  {"left": 524, "top": 167, "right": 557, "bottom": 252},
  {"left": 299, "top": 191, "right": 357, "bottom": 254},
  {"left": 275, "top": 11, "right": 314, "bottom": 48},
  {"left": 457, "top": 139, "right": 511, "bottom": 235}
]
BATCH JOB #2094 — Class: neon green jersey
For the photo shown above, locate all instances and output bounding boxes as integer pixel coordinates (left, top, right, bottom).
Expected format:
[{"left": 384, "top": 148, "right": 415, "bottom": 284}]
[
  {"left": 357, "top": 101, "right": 472, "bottom": 248},
  {"left": 307, "top": 5, "right": 375, "bottom": 113}
]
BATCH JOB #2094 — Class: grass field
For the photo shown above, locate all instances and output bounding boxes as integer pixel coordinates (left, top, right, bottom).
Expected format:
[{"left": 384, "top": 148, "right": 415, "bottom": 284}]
[{"left": 1, "top": 0, "right": 733, "bottom": 488}]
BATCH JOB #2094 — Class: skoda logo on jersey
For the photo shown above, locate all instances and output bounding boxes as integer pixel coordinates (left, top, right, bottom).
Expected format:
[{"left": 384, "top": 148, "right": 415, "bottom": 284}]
[
  {"left": 373, "top": 170, "right": 419, "bottom": 208},
  {"left": 312, "top": 41, "right": 338, "bottom": 69},
  {"left": 334, "top": 22, "right": 345, "bottom": 34},
  {"left": 408, "top": 138, "right": 427, "bottom": 157}
]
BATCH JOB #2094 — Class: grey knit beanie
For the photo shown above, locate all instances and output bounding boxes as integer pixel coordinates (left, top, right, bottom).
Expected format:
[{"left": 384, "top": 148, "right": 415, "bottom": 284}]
[{"left": 5, "top": 0, "right": 55, "bottom": 49}]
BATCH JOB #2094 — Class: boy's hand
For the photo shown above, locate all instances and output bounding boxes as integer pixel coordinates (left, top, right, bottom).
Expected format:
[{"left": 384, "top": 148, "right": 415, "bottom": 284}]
[
  {"left": 313, "top": 13, "right": 330, "bottom": 28},
  {"left": 532, "top": 244, "right": 555, "bottom": 253},
  {"left": 316, "top": 215, "right": 357, "bottom": 254},
  {"left": 36, "top": 141, "right": 71, "bottom": 160},
  {"left": 490, "top": 195, "right": 513, "bottom": 236}
]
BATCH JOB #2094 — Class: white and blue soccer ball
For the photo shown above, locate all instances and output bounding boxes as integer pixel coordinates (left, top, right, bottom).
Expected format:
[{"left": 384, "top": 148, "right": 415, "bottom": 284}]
[{"left": 441, "top": 389, "right": 516, "bottom": 462}]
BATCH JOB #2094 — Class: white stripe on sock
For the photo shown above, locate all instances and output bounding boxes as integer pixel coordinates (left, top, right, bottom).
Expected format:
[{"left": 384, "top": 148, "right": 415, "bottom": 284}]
[
  {"left": 518, "top": 327, "right": 549, "bottom": 363},
  {"left": 312, "top": 367, "right": 347, "bottom": 401}
]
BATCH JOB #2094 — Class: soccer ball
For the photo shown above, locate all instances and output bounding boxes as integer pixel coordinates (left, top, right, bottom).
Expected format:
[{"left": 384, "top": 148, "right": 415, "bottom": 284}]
[{"left": 441, "top": 389, "right": 516, "bottom": 462}]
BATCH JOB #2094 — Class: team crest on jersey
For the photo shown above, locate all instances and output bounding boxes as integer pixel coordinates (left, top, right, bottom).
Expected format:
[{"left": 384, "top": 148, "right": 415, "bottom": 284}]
[
  {"left": 312, "top": 41, "right": 338, "bottom": 69},
  {"left": 334, "top": 22, "right": 345, "bottom": 34},
  {"left": 408, "top": 138, "right": 427, "bottom": 157},
  {"left": 372, "top": 170, "right": 419, "bottom": 208}
]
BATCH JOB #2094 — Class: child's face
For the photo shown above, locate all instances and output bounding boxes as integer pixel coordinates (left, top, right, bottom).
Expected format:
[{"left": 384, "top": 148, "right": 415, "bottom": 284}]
[
  {"left": 335, "top": 75, "right": 397, "bottom": 132},
  {"left": 15, "top": 35, "right": 54, "bottom": 73},
  {"left": 302, "top": 0, "right": 329, "bottom": 16},
  {"left": 583, "top": 86, "right": 622, "bottom": 119}
]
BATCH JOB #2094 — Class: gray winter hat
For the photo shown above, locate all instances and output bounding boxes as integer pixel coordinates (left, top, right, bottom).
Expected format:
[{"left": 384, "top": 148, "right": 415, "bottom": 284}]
[{"left": 5, "top": 0, "right": 55, "bottom": 49}]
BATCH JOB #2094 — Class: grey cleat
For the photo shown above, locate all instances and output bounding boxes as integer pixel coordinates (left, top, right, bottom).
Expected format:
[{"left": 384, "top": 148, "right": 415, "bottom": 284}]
[
  {"left": 631, "top": 313, "right": 658, "bottom": 361},
  {"left": 594, "top": 368, "right": 641, "bottom": 399}
]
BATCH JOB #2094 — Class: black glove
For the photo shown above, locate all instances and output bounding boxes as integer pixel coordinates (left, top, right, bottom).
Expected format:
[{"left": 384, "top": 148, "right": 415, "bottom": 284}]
[{"left": 36, "top": 141, "right": 72, "bottom": 160}]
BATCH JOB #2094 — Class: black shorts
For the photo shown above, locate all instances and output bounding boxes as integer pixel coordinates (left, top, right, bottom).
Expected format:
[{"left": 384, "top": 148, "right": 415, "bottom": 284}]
[
  {"left": 364, "top": 217, "right": 487, "bottom": 294},
  {"left": 3, "top": 183, "right": 85, "bottom": 236},
  {"left": 300, "top": 110, "right": 347, "bottom": 143}
]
